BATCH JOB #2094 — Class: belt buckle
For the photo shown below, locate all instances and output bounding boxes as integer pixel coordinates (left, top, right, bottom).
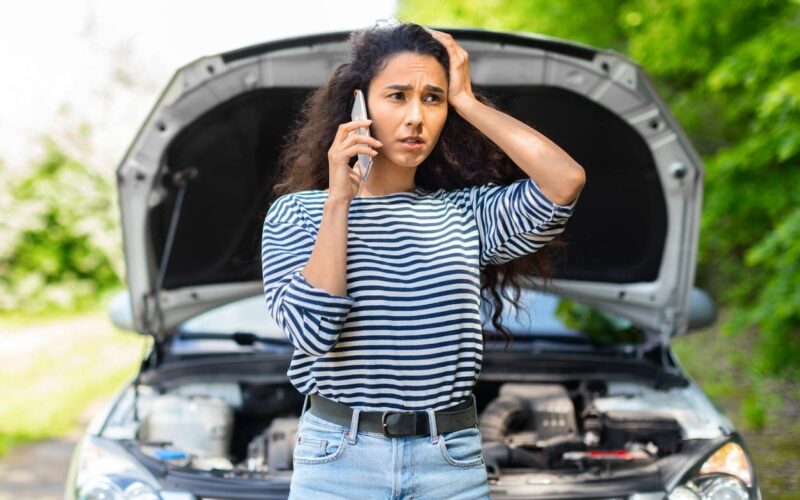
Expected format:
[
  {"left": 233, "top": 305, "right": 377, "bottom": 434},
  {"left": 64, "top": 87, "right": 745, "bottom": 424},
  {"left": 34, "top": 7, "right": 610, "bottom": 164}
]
[{"left": 381, "top": 410, "right": 414, "bottom": 437}]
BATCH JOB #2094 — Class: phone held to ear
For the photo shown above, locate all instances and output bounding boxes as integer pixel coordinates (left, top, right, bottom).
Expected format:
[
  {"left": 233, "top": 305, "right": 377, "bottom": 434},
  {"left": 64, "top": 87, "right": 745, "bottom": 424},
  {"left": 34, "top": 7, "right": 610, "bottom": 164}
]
[{"left": 351, "top": 89, "right": 373, "bottom": 181}]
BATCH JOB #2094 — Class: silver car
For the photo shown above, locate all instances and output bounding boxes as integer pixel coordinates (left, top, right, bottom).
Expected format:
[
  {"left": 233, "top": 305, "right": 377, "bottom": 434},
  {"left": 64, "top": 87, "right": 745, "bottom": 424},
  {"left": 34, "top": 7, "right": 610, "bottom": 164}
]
[{"left": 65, "top": 27, "right": 762, "bottom": 499}]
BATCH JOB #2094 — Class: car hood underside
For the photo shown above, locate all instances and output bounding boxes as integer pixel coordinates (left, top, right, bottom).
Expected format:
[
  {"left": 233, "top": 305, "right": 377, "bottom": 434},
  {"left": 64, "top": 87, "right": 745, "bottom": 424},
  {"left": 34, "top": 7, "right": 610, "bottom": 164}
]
[{"left": 116, "top": 28, "right": 703, "bottom": 343}]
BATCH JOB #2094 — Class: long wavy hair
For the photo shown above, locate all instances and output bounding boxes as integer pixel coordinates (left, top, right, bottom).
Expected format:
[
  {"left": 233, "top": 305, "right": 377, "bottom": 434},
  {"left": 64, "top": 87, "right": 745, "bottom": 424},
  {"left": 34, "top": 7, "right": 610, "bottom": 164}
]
[{"left": 270, "top": 20, "right": 568, "bottom": 350}]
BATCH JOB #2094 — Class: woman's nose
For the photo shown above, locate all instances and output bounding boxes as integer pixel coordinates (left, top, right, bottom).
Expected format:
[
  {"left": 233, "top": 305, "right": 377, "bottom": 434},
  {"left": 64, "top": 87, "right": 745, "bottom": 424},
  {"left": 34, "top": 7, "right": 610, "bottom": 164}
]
[{"left": 404, "top": 100, "right": 423, "bottom": 126}]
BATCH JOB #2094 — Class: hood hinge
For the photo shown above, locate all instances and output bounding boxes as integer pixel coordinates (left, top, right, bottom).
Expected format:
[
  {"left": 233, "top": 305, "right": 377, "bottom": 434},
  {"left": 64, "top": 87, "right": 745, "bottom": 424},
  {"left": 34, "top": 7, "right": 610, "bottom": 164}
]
[
  {"left": 660, "top": 306, "right": 679, "bottom": 340},
  {"left": 659, "top": 306, "right": 682, "bottom": 374}
]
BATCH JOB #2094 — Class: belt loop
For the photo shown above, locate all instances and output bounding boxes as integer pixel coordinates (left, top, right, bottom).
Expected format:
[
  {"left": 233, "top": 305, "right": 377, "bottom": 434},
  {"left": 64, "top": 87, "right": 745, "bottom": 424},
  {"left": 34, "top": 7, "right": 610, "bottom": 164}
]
[
  {"left": 348, "top": 408, "right": 361, "bottom": 444},
  {"left": 425, "top": 407, "right": 439, "bottom": 444}
]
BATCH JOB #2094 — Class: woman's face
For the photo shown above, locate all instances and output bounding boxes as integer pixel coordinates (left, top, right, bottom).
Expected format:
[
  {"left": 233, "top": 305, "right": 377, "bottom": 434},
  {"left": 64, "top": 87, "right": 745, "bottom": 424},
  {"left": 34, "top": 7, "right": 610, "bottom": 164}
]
[{"left": 365, "top": 52, "right": 448, "bottom": 169}]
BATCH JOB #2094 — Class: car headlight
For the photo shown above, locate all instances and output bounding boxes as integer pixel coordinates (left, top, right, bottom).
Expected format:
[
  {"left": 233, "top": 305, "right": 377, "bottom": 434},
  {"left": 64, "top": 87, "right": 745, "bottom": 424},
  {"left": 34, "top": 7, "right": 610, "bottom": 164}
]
[
  {"left": 78, "top": 476, "right": 160, "bottom": 500},
  {"left": 668, "top": 473, "right": 750, "bottom": 499},
  {"left": 667, "top": 442, "right": 759, "bottom": 500},
  {"left": 71, "top": 436, "right": 162, "bottom": 500}
]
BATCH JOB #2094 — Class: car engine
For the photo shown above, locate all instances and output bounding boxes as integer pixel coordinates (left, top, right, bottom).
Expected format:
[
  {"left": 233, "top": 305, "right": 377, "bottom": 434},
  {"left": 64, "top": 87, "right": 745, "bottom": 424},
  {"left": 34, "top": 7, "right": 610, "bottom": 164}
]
[
  {"left": 475, "top": 382, "right": 682, "bottom": 477},
  {"left": 121, "top": 378, "right": 686, "bottom": 480}
]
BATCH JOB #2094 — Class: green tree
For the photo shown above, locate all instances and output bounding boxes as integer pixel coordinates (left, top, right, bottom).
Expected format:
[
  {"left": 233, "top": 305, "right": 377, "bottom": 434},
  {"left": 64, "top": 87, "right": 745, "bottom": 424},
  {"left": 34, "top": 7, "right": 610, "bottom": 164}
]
[
  {"left": 398, "top": 0, "right": 800, "bottom": 377},
  {"left": 0, "top": 138, "right": 123, "bottom": 315}
]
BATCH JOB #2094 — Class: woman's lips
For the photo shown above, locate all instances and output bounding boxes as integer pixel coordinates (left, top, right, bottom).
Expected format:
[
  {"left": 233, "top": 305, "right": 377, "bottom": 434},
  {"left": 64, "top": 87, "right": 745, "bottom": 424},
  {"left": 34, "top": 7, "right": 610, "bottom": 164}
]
[{"left": 399, "top": 140, "right": 424, "bottom": 149}]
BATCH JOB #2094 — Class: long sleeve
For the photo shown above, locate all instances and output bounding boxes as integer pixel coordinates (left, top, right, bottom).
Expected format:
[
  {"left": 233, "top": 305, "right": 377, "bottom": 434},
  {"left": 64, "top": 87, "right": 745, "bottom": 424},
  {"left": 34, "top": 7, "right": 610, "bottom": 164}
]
[
  {"left": 261, "top": 195, "right": 355, "bottom": 357},
  {"left": 446, "top": 178, "right": 580, "bottom": 269}
]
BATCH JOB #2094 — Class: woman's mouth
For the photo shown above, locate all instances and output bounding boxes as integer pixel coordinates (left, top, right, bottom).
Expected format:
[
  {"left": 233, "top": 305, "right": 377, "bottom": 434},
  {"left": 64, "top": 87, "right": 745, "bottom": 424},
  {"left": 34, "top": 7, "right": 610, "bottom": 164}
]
[{"left": 399, "top": 137, "right": 424, "bottom": 149}]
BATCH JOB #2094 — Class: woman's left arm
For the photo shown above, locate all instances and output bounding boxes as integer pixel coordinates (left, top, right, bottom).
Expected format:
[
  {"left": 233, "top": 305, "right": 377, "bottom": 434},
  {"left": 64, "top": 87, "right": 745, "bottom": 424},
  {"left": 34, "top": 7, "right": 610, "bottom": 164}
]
[{"left": 424, "top": 26, "right": 586, "bottom": 206}]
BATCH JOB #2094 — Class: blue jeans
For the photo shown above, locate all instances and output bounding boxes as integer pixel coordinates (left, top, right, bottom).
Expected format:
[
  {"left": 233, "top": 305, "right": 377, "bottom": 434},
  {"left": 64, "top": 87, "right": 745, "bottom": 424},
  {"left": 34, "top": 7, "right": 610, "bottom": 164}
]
[{"left": 288, "top": 394, "right": 491, "bottom": 499}]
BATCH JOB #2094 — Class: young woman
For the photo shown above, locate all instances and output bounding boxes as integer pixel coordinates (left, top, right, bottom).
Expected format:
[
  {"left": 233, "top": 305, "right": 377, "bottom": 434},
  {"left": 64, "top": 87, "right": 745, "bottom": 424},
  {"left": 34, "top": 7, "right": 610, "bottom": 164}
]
[{"left": 262, "top": 21, "right": 585, "bottom": 500}]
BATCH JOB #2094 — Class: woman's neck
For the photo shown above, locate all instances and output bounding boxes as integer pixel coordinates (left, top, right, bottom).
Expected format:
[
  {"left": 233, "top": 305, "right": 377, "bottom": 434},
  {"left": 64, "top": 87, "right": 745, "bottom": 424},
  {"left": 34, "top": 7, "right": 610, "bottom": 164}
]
[{"left": 358, "top": 157, "right": 417, "bottom": 196}]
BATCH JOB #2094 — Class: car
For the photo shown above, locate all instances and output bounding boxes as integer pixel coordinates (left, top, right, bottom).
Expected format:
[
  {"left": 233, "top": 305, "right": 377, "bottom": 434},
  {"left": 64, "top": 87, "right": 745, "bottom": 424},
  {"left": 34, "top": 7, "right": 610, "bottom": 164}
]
[{"left": 65, "top": 26, "right": 763, "bottom": 500}]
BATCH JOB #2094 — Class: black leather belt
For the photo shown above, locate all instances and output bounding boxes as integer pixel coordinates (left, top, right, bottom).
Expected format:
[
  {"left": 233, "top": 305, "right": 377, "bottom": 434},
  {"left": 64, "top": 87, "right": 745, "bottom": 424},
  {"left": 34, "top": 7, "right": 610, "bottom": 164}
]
[{"left": 306, "top": 393, "right": 478, "bottom": 437}]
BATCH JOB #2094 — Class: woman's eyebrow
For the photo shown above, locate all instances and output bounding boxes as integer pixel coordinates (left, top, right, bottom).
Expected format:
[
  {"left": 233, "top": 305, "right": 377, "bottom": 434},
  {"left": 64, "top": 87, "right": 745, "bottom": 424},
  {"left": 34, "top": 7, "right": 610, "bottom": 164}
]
[{"left": 384, "top": 84, "right": 445, "bottom": 94}]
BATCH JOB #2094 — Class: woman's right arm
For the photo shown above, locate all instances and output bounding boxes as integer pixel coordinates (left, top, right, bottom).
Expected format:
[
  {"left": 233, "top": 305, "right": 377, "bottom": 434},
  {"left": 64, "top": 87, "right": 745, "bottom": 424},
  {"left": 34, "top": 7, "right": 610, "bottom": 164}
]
[
  {"left": 300, "top": 196, "right": 351, "bottom": 296},
  {"left": 302, "top": 118, "right": 381, "bottom": 296},
  {"left": 261, "top": 118, "right": 381, "bottom": 356},
  {"left": 261, "top": 197, "right": 356, "bottom": 357}
]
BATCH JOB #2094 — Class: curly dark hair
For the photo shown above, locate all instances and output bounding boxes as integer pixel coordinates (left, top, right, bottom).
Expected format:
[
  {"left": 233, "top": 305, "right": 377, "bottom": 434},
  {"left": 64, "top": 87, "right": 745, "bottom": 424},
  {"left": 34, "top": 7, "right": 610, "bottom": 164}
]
[{"left": 270, "top": 20, "right": 568, "bottom": 350}]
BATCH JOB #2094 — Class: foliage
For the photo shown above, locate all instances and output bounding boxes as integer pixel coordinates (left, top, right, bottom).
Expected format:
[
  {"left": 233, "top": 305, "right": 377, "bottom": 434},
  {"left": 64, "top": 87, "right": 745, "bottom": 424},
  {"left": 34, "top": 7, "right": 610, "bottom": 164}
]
[
  {"left": 0, "top": 138, "right": 123, "bottom": 315},
  {"left": 555, "top": 299, "right": 645, "bottom": 344},
  {"left": 398, "top": 0, "right": 800, "bottom": 377}
]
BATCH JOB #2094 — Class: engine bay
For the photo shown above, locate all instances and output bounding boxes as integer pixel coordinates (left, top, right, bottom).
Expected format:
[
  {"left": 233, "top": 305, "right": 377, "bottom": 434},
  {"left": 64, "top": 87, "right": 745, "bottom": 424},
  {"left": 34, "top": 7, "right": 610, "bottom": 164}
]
[
  {"left": 105, "top": 376, "right": 709, "bottom": 482},
  {"left": 474, "top": 382, "right": 682, "bottom": 477}
]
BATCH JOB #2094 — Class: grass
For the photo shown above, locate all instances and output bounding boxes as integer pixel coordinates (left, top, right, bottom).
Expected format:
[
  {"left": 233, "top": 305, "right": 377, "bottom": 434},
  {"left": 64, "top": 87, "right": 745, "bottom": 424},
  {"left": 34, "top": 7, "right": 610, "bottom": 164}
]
[
  {"left": 672, "top": 308, "right": 800, "bottom": 498},
  {"left": 0, "top": 307, "right": 147, "bottom": 458}
]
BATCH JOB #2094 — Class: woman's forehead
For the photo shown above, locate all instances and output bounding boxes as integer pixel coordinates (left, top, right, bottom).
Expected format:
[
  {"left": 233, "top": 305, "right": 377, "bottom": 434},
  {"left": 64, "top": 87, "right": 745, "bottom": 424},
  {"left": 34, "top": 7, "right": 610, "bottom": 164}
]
[{"left": 372, "top": 52, "right": 447, "bottom": 86}]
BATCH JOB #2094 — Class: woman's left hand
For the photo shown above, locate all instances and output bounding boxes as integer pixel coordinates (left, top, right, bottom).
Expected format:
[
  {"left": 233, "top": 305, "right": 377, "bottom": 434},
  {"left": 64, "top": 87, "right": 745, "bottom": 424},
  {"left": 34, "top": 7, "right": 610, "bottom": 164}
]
[{"left": 422, "top": 26, "right": 476, "bottom": 109}]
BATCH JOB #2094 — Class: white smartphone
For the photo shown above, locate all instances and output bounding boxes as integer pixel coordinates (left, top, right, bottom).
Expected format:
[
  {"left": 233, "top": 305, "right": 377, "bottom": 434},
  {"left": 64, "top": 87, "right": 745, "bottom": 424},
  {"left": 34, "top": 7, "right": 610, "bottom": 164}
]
[{"left": 350, "top": 89, "right": 373, "bottom": 181}]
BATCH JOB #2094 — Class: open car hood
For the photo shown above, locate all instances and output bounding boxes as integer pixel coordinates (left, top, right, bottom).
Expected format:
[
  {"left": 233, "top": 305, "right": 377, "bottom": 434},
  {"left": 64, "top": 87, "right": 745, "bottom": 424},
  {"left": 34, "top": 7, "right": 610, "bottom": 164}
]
[{"left": 117, "top": 27, "right": 703, "bottom": 344}]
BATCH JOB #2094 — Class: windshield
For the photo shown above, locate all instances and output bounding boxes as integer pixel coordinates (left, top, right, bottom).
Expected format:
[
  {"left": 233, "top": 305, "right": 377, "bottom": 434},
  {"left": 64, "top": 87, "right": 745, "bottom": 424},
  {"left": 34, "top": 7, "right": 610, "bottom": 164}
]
[
  {"left": 479, "top": 291, "right": 645, "bottom": 344},
  {"left": 173, "top": 290, "right": 647, "bottom": 354}
]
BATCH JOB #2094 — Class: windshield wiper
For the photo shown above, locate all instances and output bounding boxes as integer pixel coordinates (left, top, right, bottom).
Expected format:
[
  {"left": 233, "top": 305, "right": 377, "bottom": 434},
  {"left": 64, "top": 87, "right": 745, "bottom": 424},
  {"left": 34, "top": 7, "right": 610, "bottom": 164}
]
[{"left": 175, "top": 331, "right": 294, "bottom": 347}]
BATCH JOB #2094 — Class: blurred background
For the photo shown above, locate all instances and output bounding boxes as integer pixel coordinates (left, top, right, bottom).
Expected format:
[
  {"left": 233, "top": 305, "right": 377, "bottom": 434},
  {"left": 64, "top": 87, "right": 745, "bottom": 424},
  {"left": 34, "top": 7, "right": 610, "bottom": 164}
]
[{"left": 0, "top": 0, "right": 798, "bottom": 498}]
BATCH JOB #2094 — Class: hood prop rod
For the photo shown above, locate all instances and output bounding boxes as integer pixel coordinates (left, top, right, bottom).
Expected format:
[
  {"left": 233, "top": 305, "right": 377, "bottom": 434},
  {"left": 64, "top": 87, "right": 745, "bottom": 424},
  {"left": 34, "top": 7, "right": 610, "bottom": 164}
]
[
  {"left": 134, "top": 165, "right": 198, "bottom": 422},
  {"left": 146, "top": 165, "right": 199, "bottom": 340}
]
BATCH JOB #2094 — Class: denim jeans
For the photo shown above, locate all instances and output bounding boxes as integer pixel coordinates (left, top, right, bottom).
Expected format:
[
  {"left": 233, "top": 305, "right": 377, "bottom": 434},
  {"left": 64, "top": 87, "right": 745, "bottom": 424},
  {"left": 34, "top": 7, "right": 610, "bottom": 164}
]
[{"left": 288, "top": 394, "right": 491, "bottom": 500}]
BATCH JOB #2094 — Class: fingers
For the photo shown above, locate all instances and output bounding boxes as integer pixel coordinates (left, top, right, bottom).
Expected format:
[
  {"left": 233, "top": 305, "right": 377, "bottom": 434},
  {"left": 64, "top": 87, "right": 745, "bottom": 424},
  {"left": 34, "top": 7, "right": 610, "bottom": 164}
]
[
  {"left": 423, "top": 26, "right": 455, "bottom": 46},
  {"left": 422, "top": 26, "right": 450, "bottom": 38},
  {"left": 341, "top": 144, "right": 378, "bottom": 160},
  {"left": 342, "top": 132, "right": 383, "bottom": 149},
  {"left": 423, "top": 26, "right": 468, "bottom": 60},
  {"left": 330, "top": 119, "right": 380, "bottom": 163},
  {"left": 331, "top": 124, "right": 382, "bottom": 163},
  {"left": 330, "top": 144, "right": 378, "bottom": 164},
  {"left": 335, "top": 119, "right": 373, "bottom": 143}
]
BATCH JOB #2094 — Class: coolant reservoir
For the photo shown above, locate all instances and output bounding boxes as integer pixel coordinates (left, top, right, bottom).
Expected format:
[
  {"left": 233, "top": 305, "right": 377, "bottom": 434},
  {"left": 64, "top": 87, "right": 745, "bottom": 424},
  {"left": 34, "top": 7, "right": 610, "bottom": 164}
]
[{"left": 139, "top": 394, "right": 233, "bottom": 457}]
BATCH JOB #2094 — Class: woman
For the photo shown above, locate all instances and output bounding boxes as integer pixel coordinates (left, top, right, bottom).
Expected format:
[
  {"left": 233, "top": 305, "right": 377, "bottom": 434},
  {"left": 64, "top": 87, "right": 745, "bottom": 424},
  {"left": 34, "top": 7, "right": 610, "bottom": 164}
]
[{"left": 262, "top": 21, "right": 585, "bottom": 500}]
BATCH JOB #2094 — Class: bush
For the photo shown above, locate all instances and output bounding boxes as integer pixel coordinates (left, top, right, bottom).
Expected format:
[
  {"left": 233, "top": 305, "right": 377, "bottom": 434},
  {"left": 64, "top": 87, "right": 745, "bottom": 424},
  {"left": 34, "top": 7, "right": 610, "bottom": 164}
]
[{"left": 0, "top": 137, "right": 123, "bottom": 315}]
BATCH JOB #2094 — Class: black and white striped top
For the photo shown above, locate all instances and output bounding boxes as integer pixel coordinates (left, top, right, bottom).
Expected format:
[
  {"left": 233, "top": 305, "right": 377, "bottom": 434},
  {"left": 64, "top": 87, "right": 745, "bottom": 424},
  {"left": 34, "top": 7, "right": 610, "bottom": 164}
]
[{"left": 261, "top": 178, "right": 578, "bottom": 412}]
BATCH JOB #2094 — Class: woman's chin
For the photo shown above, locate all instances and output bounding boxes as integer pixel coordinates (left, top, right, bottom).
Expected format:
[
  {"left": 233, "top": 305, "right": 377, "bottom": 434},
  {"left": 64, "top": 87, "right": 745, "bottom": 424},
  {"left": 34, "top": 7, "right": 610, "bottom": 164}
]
[{"left": 380, "top": 152, "right": 428, "bottom": 169}]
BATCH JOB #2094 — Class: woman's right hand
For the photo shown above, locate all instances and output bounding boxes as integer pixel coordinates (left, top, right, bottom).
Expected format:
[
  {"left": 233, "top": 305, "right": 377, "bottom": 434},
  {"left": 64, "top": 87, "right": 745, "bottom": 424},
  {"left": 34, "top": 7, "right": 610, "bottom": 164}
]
[{"left": 327, "top": 119, "right": 383, "bottom": 202}]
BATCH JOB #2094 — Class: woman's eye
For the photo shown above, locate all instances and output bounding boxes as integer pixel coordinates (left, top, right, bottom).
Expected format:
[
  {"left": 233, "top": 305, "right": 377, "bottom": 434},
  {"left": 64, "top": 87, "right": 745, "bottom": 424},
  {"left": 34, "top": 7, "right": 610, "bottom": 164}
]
[{"left": 387, "top": 93, "right": 440, "bottom": 102}]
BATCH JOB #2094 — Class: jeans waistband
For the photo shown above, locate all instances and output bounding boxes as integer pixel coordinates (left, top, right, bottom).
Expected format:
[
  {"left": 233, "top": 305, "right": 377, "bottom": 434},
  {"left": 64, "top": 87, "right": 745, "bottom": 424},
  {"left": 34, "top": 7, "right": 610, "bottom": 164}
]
[{"left": 303, "top": 393, "right": 478, "bottom": 438}]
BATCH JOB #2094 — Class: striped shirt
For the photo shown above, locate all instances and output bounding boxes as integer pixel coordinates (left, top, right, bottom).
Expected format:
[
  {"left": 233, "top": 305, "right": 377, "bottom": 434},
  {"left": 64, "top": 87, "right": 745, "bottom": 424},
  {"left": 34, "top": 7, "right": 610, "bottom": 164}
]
[{"left": 261, "top": 178, "right": 578, "bottom": 411}]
